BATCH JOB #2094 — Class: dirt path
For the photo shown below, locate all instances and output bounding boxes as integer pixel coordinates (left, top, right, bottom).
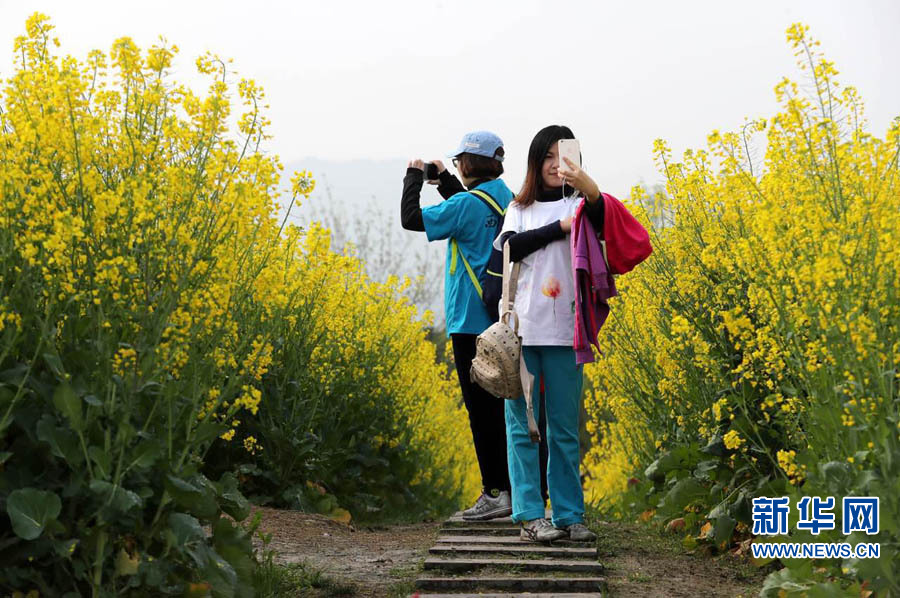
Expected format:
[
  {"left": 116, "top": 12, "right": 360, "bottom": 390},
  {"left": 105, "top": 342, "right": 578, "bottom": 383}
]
[
  {"left": 253, "top": 508, "right": 767, "bottom": 597},
  {"left": 253, "top": 507, "right": 439, "bottom": 597},
  {"left": 593, "top": 520, "right": 766, "bottom": 597}
]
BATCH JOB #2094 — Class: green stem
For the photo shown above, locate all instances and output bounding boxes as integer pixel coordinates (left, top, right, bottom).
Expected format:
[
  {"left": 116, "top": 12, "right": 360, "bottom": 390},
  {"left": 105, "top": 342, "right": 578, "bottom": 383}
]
[
  {"left": 91, "top": 529, "right": 107, "bottom": 597},
  {"left": 0, "top": 299, "right": 54, "bottom": 433}
]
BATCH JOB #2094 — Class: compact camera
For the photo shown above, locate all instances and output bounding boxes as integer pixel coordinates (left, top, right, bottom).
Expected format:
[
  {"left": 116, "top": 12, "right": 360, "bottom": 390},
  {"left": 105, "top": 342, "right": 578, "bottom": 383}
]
[{"left": 424, "top": 162, "right": 440, "bottom": 180}]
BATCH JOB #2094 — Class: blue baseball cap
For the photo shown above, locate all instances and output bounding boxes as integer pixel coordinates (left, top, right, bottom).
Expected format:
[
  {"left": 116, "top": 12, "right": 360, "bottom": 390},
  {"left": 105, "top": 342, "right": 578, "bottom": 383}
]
[{"left": 448, "top": 130, "right": 505, "bottom": 162}]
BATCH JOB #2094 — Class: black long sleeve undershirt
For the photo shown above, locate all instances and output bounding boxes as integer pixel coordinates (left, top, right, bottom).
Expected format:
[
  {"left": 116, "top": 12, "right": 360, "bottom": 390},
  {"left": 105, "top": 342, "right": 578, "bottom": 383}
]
[
  {"left": 584, "top": 194, "right": 605, "bottom": 233},
  {"left": 506, "top": 221, "right": 565, "bottom": 262},
  {"left": 400, "top": 168, "right": 466, "bottom": 232},
  {"left": 400, "top": 168, "right": 426, "bottom": 231},
  {"left": 437, "top": 168, "right": 465, "bottom": 198}
]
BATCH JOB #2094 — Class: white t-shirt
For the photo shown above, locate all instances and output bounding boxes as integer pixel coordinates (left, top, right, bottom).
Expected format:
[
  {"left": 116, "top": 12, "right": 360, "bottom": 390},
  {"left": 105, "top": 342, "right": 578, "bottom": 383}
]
[{"left": 494, "top": 195, "right": 579, "bottom": 346}]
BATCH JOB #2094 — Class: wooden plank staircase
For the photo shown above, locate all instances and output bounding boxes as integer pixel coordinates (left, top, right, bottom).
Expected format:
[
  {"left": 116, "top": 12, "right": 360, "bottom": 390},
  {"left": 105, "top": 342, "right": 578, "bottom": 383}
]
[{"left": 411, "top": 510, "right": 607, "bottom": 597}]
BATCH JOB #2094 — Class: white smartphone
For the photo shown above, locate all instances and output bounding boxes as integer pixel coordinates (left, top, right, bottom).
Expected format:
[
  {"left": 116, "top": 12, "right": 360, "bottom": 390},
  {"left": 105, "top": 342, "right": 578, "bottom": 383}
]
[{"left": 558, "top": 139, "right": 581, "bottom": 170}]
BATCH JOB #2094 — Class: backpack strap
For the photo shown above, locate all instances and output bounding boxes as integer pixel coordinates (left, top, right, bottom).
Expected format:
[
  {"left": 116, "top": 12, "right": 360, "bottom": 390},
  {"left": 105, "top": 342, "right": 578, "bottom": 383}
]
[
  {"left": 469, "top": 189, "right": 506, "bottom": 216},
  {"left": 451, "top": 239, "right": 484, "bottom": 298},
  {"left": 448, "top": 188, "right": 508, "bottom": 298},
  {"left": 499, "top": 240, "right": 538, "bottom": 442}
]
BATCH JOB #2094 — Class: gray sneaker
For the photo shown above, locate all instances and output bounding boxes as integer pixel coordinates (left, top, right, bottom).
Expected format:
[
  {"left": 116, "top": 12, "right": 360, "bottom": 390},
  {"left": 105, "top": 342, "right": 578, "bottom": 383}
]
[
  {"left": 462, "top": 490, "right": 512, "bottom": 521},
  {"left": 520, "top": 518, "right": 567, "bottom": 543},
  {"left": 560, "top": 522, "right": 597, "bottom": 542}
]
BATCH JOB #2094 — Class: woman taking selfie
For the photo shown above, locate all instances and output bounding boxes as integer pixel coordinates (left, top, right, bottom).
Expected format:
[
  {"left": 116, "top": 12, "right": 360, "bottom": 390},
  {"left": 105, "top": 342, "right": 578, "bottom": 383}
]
[
  {"left": 400, "top": 131, "right": 515, "bottom": 520},
  {"left": 497, "top": 125, "right": 605, "bottom": 542}
]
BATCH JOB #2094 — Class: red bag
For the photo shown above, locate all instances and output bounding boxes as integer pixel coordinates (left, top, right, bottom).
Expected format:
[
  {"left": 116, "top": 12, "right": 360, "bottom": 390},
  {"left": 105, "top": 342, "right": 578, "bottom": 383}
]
[{"left": 602, "top": 192, "right": 652, "bottom": 274}]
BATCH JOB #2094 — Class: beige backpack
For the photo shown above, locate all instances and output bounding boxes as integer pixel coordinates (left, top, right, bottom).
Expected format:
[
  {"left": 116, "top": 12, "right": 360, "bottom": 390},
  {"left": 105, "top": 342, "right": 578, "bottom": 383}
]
[{"left": 470, "top": 241, "right": 540, "bottom": 442}]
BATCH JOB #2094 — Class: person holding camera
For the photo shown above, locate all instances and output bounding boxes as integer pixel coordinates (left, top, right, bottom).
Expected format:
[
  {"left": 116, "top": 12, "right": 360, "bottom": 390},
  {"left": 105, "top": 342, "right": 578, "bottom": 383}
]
[
  {"left": 400, "top": 131, "right": 514, "bottom": 520},
  {"left": 497, "top": 125, "right": 606, "bottom": 543}
]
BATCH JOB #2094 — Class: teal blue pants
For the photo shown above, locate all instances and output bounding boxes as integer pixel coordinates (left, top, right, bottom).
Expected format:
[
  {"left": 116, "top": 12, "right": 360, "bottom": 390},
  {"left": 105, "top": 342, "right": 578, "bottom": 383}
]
[{"left": 505, "top": 345, "right": 584, "bottom": 527}]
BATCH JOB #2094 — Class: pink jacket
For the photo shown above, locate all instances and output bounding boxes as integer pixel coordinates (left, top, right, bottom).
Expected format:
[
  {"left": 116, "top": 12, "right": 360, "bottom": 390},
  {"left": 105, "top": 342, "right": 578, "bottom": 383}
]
[{"left": 571, "top": 197, "right": 618, "bottom": 364}]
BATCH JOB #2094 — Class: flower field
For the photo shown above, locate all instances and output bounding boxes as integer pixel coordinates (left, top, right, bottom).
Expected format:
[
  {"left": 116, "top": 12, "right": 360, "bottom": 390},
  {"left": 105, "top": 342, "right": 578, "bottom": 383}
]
[
  {"left": 582, "top": 24, "right": 899, "bottom": 596},
  {"left": 0, "top": 15, "right": 477, "bottom": 595}
]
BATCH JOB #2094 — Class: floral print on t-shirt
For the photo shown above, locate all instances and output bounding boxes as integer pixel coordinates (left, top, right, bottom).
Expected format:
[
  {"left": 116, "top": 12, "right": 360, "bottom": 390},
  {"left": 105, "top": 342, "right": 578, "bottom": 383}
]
[{"left": 541, "top": 275, "right": 561, "bottom": 320}]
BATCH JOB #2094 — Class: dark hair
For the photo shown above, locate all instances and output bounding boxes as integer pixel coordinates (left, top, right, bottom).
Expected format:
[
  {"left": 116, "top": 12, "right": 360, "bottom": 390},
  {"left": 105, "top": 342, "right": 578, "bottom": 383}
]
[
  {"left": 515, "top": 125, "right": 575, "bottom": 207},
  {"left": 458, "top": 147, "right": 504, "bottom": 179}
]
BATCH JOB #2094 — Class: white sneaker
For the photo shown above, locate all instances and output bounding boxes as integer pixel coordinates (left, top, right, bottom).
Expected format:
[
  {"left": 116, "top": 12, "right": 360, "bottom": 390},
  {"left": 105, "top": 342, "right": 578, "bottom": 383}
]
[
  {"left": 520, "top": 518, "right": 567, "bottom": 543},
  {"left": 462, "top": 490, "right": 512, "bottom": 521}
]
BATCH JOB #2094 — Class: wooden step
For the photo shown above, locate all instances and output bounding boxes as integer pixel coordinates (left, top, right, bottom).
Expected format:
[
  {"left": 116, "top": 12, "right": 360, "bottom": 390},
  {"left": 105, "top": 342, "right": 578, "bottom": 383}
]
[
  {"left": 423, "top": 557, "right": 604, "bottom": 574},
  {"left": 415, "top": 577, "right": 608, "bottom": 592},
  {"left": 446, "top": 515, "right": 516, "bottom": 525},
  {"left": 429, "top": 544, "right": 597, "bottom": 559},
  {"left": 436, "top": 534, "right": 594, "bottom": 546},
  {"left": 440, "top": 526, "right": 522, "bottom": 536},
  {"left": 444, "top": 508, "right": 552, "bottom": 527},
  {"left": 412, "top": 594, "right": 605, "bottom": 598},
  {"left": 442, "top": 518, "right": 518, "bottom": 528},
  {"left": 449, "top": 509, "right": 552, "bottom": 519}
]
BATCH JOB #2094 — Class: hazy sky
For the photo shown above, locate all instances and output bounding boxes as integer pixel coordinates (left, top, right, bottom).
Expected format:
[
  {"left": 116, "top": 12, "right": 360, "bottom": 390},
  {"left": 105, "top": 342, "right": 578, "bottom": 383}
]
[{"left": 2, "top": 0, "right": 899, "bottom": 194}]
